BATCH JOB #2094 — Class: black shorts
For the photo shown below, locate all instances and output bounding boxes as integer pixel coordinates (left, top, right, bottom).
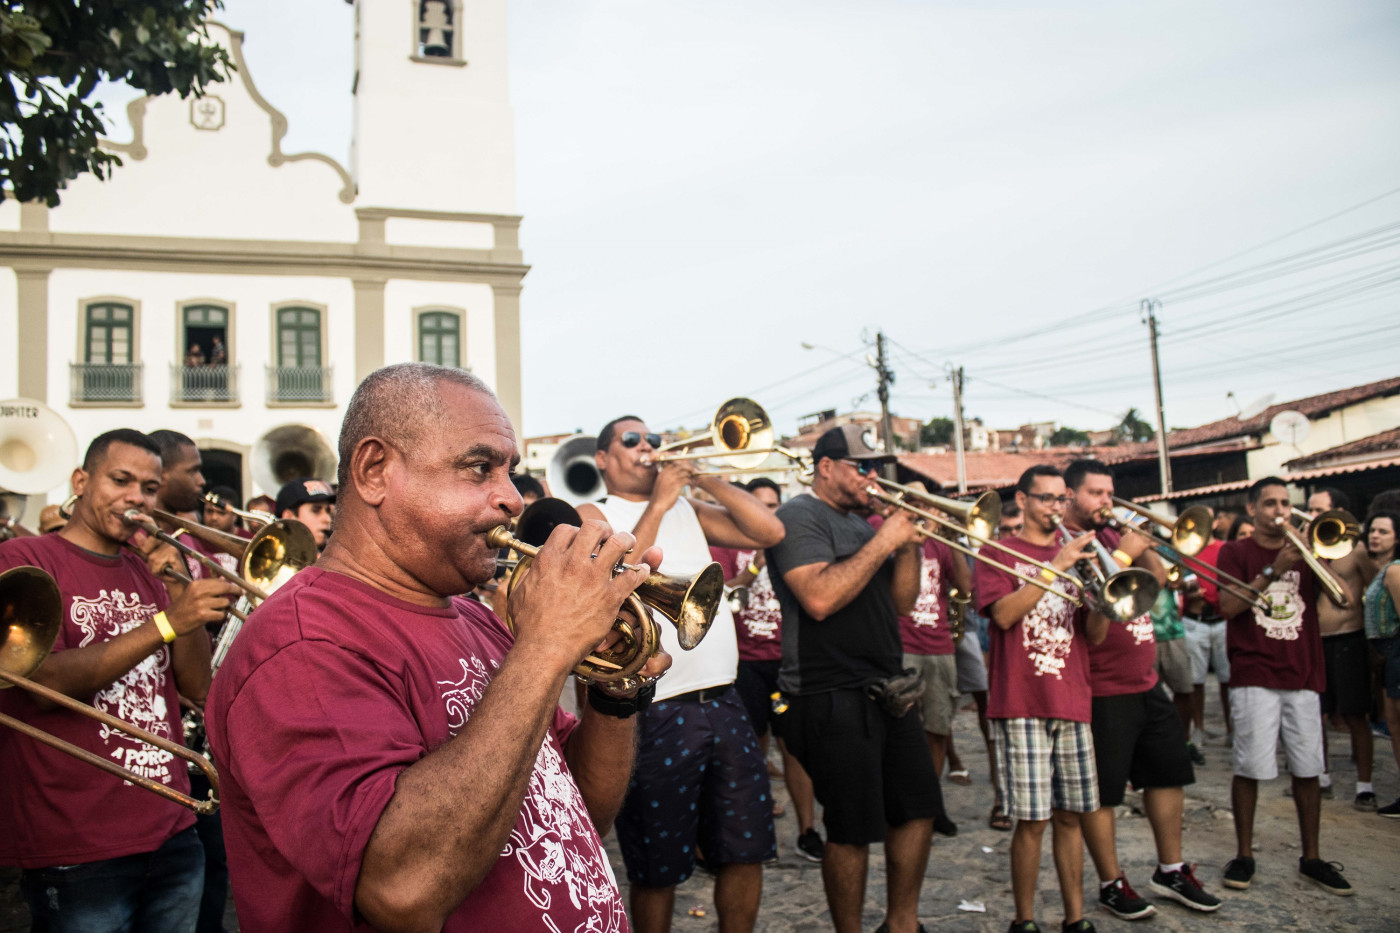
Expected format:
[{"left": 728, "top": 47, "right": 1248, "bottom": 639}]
[
  {"left": 1090, "top": 687, "right": 1195, "bottom": 807},
  {"left": 615, "top": 688, "right": 776, "bottom": 886},
  {"left": 783, "top": 689, "right": 942, "bottom": 846},
  {"left": 1321, "top": 630, "right": 1371, "bottom": 716},
  {"left": 736, "top": 659, "right": 781, "bottom": 737}
]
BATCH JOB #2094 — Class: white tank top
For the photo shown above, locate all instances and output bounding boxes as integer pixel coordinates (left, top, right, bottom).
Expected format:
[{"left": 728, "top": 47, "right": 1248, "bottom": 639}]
[{"left": 596, "top": 496, "right": 738, "bottom": 700}]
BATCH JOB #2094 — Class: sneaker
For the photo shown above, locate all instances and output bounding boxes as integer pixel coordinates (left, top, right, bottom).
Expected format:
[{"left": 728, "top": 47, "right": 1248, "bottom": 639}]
[
  {"left": 1008, "top": 923, "right": 1041, "bottom": 933},
  {"left": 1187, "top": 742, "right": 1206, "bottom": 766},
  {"left": 1373, "top": 719, "right": 1391, "bottom": 739},
  {"left": 1378, "top": 797, "right": 1400, "bottom": 818},
  {"left": 933, "top": 813, "right": 958, "bottom": 837},
  {"left": 1061, "top": 921, "right": 1097, "bottom": 932},
  {"left": 1298, "top": 857, "right": 1354, "bottom": 896},
  {"left": 795, "top": 827, "right": 824, "bottom": 862},
  {"left": 1354, "top": 791, "right": 1377, "bottom": 812},
  {"left": 1098, "top": 875, "right": 1156, "bottom": 920},
  {"left": 1150, "top": 864, "right": 1221, "bottom": 912},
  {"left": 1222, "top": 856, "right": 1255, "bottom": 890}
]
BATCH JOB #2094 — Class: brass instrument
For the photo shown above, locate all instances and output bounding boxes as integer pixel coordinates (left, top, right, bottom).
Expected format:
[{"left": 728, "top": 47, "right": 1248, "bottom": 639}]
[
  {"left": 1053, "top": 516, "right": 1161, "bottom": 623},
  {"left": 546, "top": 435, "right": 606, "bottom": 506},
  {"left": 148, "top": 508, "right": 316, "bottom": 600},
  {"left": 948, "top": 586, "right": 969, "bottom": 643},
  {"left": 861, "top": 483, "right": 1085, "bottom": 606},
  {"left": 872, "top": 478, "right": 1002, "bottom": 543},
  {"left": 1291, "top": 507, "right": 1361, "bottom": 561},
  {"left": 203, "top": 491, "right": 273, "bottom": 529},
  {"left": 0, "top": 566, "right": 219, "bottom": 814},
  {"left": 1274, "top": 517, "right": 1351, "bottom": 607},
  {"left": 1101, "top": 500, "right": 1266, "bottom": 610},
  {"left": 0, "top": 516, "right": 37, "bottom": 540},
  {"left": 486, "top": 498, "right": 725, "bottom": 692},
  {"left": 644, "top": 398, "right": 793, "bottom": 471}
]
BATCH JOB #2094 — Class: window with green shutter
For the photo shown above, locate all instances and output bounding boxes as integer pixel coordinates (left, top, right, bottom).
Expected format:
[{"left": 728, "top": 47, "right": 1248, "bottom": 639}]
[{"left": 418, "top": 311, "right": 461, "bottom": 368}]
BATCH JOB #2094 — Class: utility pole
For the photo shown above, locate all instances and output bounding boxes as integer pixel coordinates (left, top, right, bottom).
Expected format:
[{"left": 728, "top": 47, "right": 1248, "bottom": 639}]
[
  {"left": 950, "top": 365, "right": 968, "bottom": 494},
  {"left": 874, "top": 331, "right": 896, "bottom": 456},
  {"left": 1141, "top": 298, "right": 1172, "bottom": 495}
]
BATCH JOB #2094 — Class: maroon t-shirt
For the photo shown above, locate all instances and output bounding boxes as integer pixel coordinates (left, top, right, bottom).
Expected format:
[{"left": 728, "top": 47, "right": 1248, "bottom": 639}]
[
  {"left": 205, "top": 567, "right": 627, "bottom": 933},
  {"left": 973, "top": 537, "right": 1092, "bottom": 722},
  {"left": 711, "top": 547, "right": 783, "bottom": 662},
  {"left": 0, "top": 534, "right": 192, "bottom": 868},
  {"left": 901, "top": 538, "right": 957, "bottom": 656},
  {"left": 1069, "top": 524, "right": 1158, "bottom": 697},
  {"left": 1217, "top": 537, "right": 1324, "bottom": 693}
]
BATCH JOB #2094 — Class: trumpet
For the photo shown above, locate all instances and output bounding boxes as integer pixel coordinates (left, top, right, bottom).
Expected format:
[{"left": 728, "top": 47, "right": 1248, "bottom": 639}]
[
  {"left": 203, "top": 491, "right": 273, "bottom": 528},
  {"left": 486, "top": 497, "right": 726, "bottom": 693},
  {"left": 1052, "top": 516, "right": 1161, "bottom": 623},
  {"left": 0, "top": 565, "right": 219, "bottom": 814},
  {"left": 1274, "top": 516, "right": 1351, "bottom": 607}
]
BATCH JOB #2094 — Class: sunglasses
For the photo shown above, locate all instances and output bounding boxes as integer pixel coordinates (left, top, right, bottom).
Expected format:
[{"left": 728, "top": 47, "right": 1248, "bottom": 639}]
[
  {"left": 842, "top": 458, "right": 883, "bottom": 476},
  {"left": 618, "top": 431, "right": 662, "bottom": 450}
]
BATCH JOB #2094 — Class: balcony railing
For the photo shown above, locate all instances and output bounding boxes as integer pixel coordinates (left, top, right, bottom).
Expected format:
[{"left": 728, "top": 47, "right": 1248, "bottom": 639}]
[
  {"left": 70, "top": 363, "right": 143, "bottom": 404},
  {"left": 267, "top": 365, "right": 333, "bottom": 403},
  {"left": 171, "top": 364, "right": 239, "bottom": 404}
]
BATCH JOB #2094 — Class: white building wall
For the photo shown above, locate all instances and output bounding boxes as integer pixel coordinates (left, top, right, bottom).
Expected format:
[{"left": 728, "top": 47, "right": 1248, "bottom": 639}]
[
  {"left": 1246, "top": 395, "right": 1400, "bottom": 477},
  {"left": 383, "top": 279, "right": 496, "bottom": 386},
  {"left": 0, "top": 269, "right": 15, "bottom": 398}
]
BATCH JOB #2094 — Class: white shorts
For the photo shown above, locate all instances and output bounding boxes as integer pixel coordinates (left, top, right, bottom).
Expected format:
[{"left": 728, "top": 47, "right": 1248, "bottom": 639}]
[
  {"left": 1183, "top": 617, "right": 1229, "bottom": 685},
  {"left": 1229, "top": 686, "right": 1325, "bottom": 780}
]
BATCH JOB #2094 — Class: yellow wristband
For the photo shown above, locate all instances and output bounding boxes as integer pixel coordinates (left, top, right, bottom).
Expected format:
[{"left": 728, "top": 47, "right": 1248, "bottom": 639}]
[
  {"left": 1040, "top": 568, "right": 1056, "bottom": 582},
  {"left": 1111, "top": 549, "right": 1132, "bottom": 567},
  {"left": 747, "top": 564, "right": 760, "bottom": 577},
  {"left": 153, "top": 611, "right": 177, "bottom": 644}
]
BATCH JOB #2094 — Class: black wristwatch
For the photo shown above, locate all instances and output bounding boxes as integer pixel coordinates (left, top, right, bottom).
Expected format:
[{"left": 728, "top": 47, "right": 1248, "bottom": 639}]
[
  {"left": 1260, "top": 565, "right": 1276, "bottom": 582},
  {"left": 587, "top": 682, "right": 656, "bottom": 719}
]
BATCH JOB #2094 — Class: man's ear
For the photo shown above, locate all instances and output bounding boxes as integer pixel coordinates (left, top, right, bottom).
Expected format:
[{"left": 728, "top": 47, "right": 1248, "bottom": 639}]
[
  {"left": 70, "top": 466, "right": 88, "bottom": 499},
  {"left": 352, "top": 437, "right": 392, "bottom": 507},
  {"left": 594, "top": 449, "right": 607, "bottom": 472}
]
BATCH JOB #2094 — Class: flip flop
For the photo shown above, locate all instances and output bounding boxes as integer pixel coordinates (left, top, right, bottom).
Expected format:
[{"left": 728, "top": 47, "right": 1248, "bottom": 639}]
[
  {"left": 948, "top": 769, "right": 972, "bottom": 786},
  {"left": 989, "top": 804, "right": 1012, "bottom": 831}
]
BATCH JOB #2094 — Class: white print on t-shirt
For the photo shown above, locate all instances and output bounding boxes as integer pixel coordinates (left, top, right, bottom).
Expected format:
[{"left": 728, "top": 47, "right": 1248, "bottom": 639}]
[
  {"left": 736, "top": 550, "right": 780, "bottom": 642},
  {"left": 1254, "top": 570, "right": 1306, "bottom": 641},
  {"left": 70, "top": 590, "right": 177, "bottom": 783},
  {"left": 910, "top": 552, "right": 944, "bottom": 629},
  {"left": 1124, "top": 612, "right": 1155, "bottom": 645},
  {"left": 437, "top": 656, "right": 626, "bottom": 931},
  {"left": 1014, "top": 562, "right": 1077, "bottom": 679}
]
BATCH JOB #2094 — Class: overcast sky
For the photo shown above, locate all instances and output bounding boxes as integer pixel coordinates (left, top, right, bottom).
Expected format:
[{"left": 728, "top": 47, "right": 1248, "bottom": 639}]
[{"left": 106, "top": 0, "right": 1400, "bottom": 439}]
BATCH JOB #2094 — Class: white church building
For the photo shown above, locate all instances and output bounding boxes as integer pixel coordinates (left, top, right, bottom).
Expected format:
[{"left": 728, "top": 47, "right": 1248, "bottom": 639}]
[{"left": 0, "top": 0, "right": 525, "bottom": 515}]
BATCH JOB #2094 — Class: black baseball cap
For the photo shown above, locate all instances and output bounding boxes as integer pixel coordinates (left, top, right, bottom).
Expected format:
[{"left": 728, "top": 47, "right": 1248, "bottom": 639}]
[
  {"left": 810, "top": 424, "right": 892, "bottom": 464},
  {"left": 274, "top": 478, "right": 335, "bottom": 516}
]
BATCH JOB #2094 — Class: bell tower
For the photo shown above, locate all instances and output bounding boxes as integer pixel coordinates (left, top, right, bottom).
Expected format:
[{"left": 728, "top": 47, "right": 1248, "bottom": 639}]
[{"left": 351, "top": 0, "right": 517, "bottom": 214}]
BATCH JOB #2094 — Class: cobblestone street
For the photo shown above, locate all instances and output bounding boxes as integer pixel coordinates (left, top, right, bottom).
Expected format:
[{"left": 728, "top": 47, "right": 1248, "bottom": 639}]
[{"left": 4, "top": 677, "right": 1398, "bottom": 931}]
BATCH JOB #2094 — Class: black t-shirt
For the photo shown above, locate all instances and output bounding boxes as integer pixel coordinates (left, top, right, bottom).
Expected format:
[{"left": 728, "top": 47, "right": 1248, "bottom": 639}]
[{"left": 767, "top": 494, "right": 903, "bottom": 695}]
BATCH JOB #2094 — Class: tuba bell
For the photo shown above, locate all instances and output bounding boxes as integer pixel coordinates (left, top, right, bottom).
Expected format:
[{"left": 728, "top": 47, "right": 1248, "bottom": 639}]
[
  {"left": 545, "top": 435, "right": 606, "bottom": 506},
  {"left": 251, "top": 423, "right": 338, "bottom": 496}
]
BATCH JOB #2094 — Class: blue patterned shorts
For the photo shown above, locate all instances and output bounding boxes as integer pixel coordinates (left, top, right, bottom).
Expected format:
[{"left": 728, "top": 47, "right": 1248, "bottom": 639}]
[
  {"left": 615, "top": 688, "right": 776, "bottom": 886},
  {"left": 992, "top": 717, "right": 1099, "bottom": 821}
]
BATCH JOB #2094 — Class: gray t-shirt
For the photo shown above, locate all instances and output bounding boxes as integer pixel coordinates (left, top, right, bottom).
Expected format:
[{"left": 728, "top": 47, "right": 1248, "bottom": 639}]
[{"left": 767, "top": 494, "right": 903, "bottom": 695}]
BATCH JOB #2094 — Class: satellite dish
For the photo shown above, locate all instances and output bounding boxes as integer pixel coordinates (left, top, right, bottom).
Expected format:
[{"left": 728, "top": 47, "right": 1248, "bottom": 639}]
[
  {"left": 1269, "top": 410, "right": 1311, "bottom": 446},
  {"left": 1237, "top": 393, "right": 1276, "bottom": 421}
]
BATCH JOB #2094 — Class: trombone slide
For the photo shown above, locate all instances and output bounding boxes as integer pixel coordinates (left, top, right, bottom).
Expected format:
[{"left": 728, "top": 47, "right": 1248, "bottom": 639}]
[{"left": 1274, "top": 518, "right": 1351, "bottom": 607}]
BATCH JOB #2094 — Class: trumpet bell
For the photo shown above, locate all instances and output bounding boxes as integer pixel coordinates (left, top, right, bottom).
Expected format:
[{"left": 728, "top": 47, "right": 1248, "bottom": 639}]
[
  {"left": 1099, "top": 568, "right": 1161, "bottom": 624},
  {"left": 641, "top": 563, "right": 724, "bottom": 650},
  {"left": 0, "top": 566, "right": 62, "bottom": 682}
]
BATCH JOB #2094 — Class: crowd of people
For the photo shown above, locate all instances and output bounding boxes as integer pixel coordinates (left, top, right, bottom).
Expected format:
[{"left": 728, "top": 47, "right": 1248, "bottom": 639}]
[{"left": 1, "top": 362, "right": 1397, "bottom": 933}]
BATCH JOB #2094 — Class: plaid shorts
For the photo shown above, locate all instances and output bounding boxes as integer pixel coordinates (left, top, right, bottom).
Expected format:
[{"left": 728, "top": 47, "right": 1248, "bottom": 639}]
[{"left": 992, "top": 717, "right": 1099, "bottom": 821}]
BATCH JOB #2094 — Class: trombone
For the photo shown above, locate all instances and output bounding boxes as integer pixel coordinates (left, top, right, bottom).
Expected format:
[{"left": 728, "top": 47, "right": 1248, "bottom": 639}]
[
  {"left": 860, "top": 483, "right": 1085, "bottom": 606},
  {"left": 0, "top": 565, "right": 219, "bottom": 814},
  {"left": 643, "top": 398, "right": 794, "bottom": 471},
  {"left": 147, "top": 508, "right": 316, "bottom": 600},
  {"left": 1101, "top": 499, "right": 1267, "bottom": 610},
  {"left": 871, "top": 477, "right": 1002, "bottom": 543},
  {"left": 1274, "top": 516, "right": 1352, "bottom": 607},
  {"left": 486, "top": 497, "right": 726, "bottom": 693},
  {"left": 1052, "top": 516, "right": 1162, "bottom": 623}
]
